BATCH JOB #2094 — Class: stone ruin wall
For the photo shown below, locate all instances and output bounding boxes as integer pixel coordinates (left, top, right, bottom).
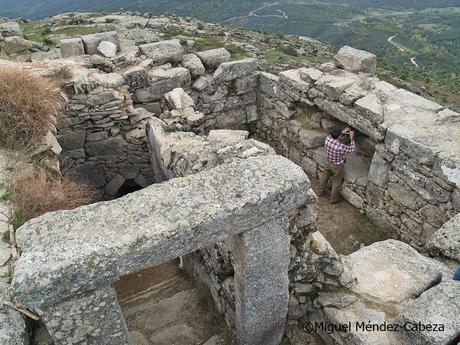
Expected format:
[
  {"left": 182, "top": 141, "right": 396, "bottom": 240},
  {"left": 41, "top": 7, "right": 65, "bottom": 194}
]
[
  {"left": 57, "top": 38, "right": 258, "bottom": 199},
  {"left": 147, "top": 121, "right": 347, "bottom": 327},
  {"left": 1, "top": 19, "right": 459, "bottom": 345},
  {"left": 254, "top": 58, "right": 460, "bottom": 250},
  {"left": 53, "top": 35, "right": 460, "bottom": 330}
]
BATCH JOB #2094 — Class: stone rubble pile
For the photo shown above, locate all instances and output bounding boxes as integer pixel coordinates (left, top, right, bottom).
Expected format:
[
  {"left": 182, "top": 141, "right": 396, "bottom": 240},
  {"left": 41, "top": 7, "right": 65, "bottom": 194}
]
[{"left": 0, "top": 21, "right": 49, "bottom": 60}]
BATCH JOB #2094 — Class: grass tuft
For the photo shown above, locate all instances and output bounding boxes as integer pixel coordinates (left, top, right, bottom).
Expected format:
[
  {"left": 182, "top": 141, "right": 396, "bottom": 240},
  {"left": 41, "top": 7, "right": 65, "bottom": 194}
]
[
  {"left": 10, "top": 164, "right": 95, "bottom": 221},
  {"left": 0, "top": 67, "right": 63, "bottom": 148}
]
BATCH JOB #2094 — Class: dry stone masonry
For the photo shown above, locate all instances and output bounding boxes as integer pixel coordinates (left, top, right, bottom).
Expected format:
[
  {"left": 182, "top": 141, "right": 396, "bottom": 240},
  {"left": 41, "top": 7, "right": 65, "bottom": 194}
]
[
  {"left": 12, "top": 156, "right": 310, "bottom": 345},
  {"left": 0, "top": 12, "right": 459, "bottom": 345}
]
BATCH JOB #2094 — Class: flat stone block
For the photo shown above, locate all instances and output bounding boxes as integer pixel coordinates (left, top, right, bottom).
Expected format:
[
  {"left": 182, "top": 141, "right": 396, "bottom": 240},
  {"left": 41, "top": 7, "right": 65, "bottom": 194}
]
[
  {"left": 13, "top": 156, "right": 309, "bottom": 309},
  {"left": 196, "top": 48, "right": 231, "bottom": 70},
  {"left": 334, "top": 45, "right": 377, "bottom": 74},
  {"left": 139, "top": 39, "right": 183, "bottom": 64},
  {"left": 81, "top": 31, "right": 120, "bottom": 55},
  {"left": 60, "top": 38, "right": 85, "bottom": 58},
  {"left": 42, "top": 286, "right": 131, "bottom": 345}
]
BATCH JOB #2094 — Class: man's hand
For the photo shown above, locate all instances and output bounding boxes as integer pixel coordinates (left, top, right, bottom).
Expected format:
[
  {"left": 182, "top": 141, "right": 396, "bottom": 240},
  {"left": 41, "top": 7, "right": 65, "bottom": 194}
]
[{"left": 349, "top": 130, "right": 356, "bottom": 140}]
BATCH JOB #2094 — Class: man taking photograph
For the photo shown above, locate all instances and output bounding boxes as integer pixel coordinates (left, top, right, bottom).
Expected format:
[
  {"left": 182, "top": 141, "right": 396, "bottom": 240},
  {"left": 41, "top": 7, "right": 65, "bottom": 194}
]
[{"left": 318, "top": 126, "right": 356, "bottom": 204}]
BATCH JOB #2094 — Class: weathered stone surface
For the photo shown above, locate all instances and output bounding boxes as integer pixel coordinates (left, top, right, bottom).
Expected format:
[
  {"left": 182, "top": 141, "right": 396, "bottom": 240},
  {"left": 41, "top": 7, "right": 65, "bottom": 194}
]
[
  {"left": 59, "top": 38, "right": 85, "bottom": 58},
  {"left": 368, "top": 153, "right": 389, "bottom": 187},
  {"left": 134, "top": 67, "right": 191, "bottom": 103},
  {"left": 314, "top": 98, "right": 384, "bottom": 141},
  {"left": 388, "top": 183, "right": 418, "bottom": 210},
  {"left": 343, "top": 153, "right": 370, "bottom": 186},
  {"left": 57, "top": 130, "right": 86, "bottom": 152},
  {"left": 315, "top": 73, "right": 357, "bottom": 100},
  {"left": 13, "top": 155, "right": 309, "bottom": 309},
  {"left": 207, "top": 129, "right": 249, "bottom": 143},
  {"left": 196, "top": 48, "right": 231, "bottom": 70},
  {"left": 355, "top": 93, "right": 384, "bottom": 124},
  {"left": 81, "top": 31, "right": 120, "bottom": 55},
  {"left": 203, "top": 334, "right": 225, "bottom": 345},
  {"left": 427, "top": 214, "right": 460, "bottom": 261},
  {"left": 298, "top": 129, "right": 327, "bottom": 149},
  {"left": 42, "top": 286, "right": 131, "bottom": 345},
  {"left": 232, "top": 218, "right": 290, "bottom": 345},
  {"left": 86, "top": 90, "right": 118, "bottom": 107},
  {"left": 139, "top": 39, "right": 183, "bottom": 64},
  {"left": 313, "top": 296, "right": 402, "bottom": 345},
  {"left": 388, "top": 89, "right": 443, "bottom": 112},
  {"left": 299, "top": 67, "right": 323, "bottom": 83},
  {"left": 192, "top": 76, "right": 209, "bottom": 91},
  {"left": 396, "top": 280, "right": 460, "bottom": 345},
  {"left": 97, "top": 40, "right": 117, "bottom": 58},
  {"left": 437, "top": 108, "right": 460, "bottom": 124},
  {"left": 258, "top": 72, "right": 280, "bottom": 98},
  {"left": 181, "top": 53, "right": 205, "bottom": 76},
  {"left": 70, "top": 162, "right": 107, "bottom": 188},
  {"left": 104, "top": 174, "right": 126, "bottom": 197},
  {"left": 0, "top": 283, "right": 29, "bottom": 345},
  {"left": 384, "top": 126, "right": 438, "bottom": 165},
  {"left": 44, "top": 131, "right": 62, "bottom": 155},
  {"left": 123, "top": 66, "right": 150, "bottom": 91},
  {"left": 86, "top": 136, "right": 125, "bottom": 157},
  {"left": 334, "top": 46, "right": 377, "bottom": 74},
  {"left": 0, "top": 22, "right": 22, "bottom": 37},
  {"left": 86, "top": 131, "right": 108, "bottom": 142},
  {"left": 319, "top": 61, "right": 337, "bottom": 73},
  {"left": 164, "top": 87, "right": 195, "bottom": 110},
  {"left": 348, "top": 240, "right": 444, "bottom": 304},
  {"left": 279, "top": 69, "right": 311, "bottom": 101},
  {"left": 213, "top": 58, "right": 258, "bottom": 83},
  {"left": 453, "top": 188, "right": 460, "bottom": 212},
  {"left": 92, "top": 72, "right": 125, "bottom": 88},
  {"left": 3, "top": 36, "right": 32, "bottom": 55}
]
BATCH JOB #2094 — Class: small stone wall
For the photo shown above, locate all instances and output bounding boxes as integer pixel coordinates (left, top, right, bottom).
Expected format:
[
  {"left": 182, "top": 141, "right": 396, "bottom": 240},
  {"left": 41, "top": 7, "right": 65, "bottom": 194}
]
[
  {"left": 57, "top": 41, "right": 260, "bottom": 198},
  {"left": 58, "top": 73, "right": 154, "bottom": 199}
]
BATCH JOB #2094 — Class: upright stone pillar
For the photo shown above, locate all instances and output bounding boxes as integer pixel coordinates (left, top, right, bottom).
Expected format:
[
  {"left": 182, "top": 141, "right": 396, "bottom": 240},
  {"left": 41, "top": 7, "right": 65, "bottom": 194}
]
[
  {"left": 41, "top": 286, "right": 131, "bottom": 345},
  {"left": 231, "top": 218, "right": 291, "bottom": 345}
]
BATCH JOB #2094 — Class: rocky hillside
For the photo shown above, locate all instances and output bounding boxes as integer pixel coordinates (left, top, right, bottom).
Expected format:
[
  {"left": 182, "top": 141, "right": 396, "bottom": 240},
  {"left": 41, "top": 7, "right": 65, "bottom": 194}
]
[
  {"left": 0, "top": 12, "right": 332, "bottom": 72},
  {"left": 2, "top": 11, "right": 452, "bottom": 111}
]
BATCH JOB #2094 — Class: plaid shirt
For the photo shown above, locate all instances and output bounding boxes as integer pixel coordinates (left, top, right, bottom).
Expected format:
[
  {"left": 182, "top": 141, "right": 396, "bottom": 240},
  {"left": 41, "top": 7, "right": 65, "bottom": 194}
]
[{"left": 324, "top": 135, "right": 355, "bottom": 165}]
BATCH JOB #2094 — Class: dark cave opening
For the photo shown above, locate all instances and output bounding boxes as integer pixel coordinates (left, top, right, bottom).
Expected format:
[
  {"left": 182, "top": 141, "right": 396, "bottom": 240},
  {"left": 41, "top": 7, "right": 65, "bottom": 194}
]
[{"left": 115, "top": 179, "right": 143, "bottom": 198}]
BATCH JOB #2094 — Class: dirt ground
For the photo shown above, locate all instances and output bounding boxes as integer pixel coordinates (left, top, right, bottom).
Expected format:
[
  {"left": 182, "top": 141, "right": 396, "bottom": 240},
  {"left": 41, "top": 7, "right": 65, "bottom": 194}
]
[{"left": 310, "top": 178, "right": 389, "bottom": 255}]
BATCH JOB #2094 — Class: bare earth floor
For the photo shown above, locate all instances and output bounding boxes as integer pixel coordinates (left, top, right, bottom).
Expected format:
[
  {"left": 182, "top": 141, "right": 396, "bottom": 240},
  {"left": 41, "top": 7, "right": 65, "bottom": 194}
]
[{"left": 310, "top": 178, "right": 389, "bottom": 255}]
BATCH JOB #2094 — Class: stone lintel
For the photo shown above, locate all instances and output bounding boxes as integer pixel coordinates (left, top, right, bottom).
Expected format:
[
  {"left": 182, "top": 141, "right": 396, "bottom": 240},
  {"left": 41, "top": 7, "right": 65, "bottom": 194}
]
[{"left": 13, "top": 155, "right": 309, "bottom": 310}]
